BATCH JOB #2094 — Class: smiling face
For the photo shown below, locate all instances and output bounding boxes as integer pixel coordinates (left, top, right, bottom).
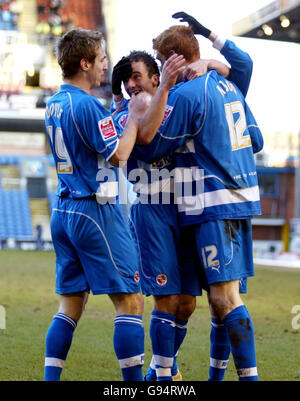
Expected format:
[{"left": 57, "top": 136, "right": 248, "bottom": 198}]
[{"left": 124, "top": 60, "right": 159, "bottom": 97}]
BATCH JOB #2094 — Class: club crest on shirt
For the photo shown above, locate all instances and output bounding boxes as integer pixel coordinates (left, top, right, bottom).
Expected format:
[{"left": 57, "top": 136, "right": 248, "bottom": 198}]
[
  {"left": 98, "top": 116, "right": 117, "bottom": 141},
  {"left": 134, "top": 270, "right": 140, "bottom": 283},
  {"left": 161, "top": 105, "right": 173, "bottom": 125},
  {"left": 156, "top": 273, "right": 168, "bottom": 286}
]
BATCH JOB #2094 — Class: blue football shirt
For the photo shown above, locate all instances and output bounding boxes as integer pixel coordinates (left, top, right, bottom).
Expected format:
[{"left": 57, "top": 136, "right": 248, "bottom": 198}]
[
  {"left": 132, "top": 71, "right": 263, "bottom": 224},
  {"left": 45, "top": 84, "right": 121, "bottom": 202}
]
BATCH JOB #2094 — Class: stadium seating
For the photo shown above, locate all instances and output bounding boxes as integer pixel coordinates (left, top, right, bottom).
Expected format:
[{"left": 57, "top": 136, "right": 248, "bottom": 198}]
[
  {"left": 0, "top": 154, "right": 56, "bottom": 242},
  {"left": 0, "top": 188, "right": 33, "bottom": 240},
  {"left": 0, "top": 154, "right": 21, "bottom": 165}
]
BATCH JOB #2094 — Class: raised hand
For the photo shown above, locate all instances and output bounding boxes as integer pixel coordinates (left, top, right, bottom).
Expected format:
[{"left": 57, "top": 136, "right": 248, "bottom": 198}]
[
  {"left": 129, "top": 91, "right": 152, "bottom": 119},
  {"left": 112, "top": 56, "right": 132, "bottom": 95},
  {"left": 172, "top": 11, "right": 211, "bottom": 38},
  {"left": 159, "top": 53, "right": 186, "bottom": 91}
]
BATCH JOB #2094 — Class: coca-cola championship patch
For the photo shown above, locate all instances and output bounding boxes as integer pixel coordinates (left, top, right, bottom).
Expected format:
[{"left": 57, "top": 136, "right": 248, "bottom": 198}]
[{"left": 98, "top": 117, "right": 117, "bottom": 141}]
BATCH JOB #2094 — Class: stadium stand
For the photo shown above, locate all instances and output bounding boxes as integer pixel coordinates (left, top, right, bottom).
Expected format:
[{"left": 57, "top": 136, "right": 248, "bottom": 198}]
[
  {"left": 0, "top": 153, "right": 56, "bottom": 247},
  {"left": 0, "top": 0, "right": 20, "bottom": 31},
  {"left": 35, "top": 0, "right": 103, "bottom": 36},
  {"left": 0, "top": 189, "right": 33, "bottom": 240}
]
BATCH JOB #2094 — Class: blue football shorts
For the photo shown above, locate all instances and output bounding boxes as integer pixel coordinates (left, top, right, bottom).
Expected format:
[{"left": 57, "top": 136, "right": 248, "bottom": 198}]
[
  {"left": 194, "top": 219, "right": 254, "bottom": 293},
  {"left": 51, "top": 197, "right": 141, "bottom": 295},
  {"left": 129, "top": 202, "right": 202, "bottom": 296}
]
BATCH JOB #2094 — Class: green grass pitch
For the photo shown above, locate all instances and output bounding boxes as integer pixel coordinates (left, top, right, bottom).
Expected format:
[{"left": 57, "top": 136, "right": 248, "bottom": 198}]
[{"left": 0, "top": 250, "right": 299, "bottom": 381}]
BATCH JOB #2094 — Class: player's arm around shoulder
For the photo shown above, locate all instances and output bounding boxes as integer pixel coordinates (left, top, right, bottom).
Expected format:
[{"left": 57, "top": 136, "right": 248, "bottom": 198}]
[
  {"left": 183, "top": 58, "right": 231, "bottom": 81},
  {"left": 109, "top": 92, "right": 151, "bottom": 167},
  {"left": 212, "top": 34, "right": 253, "bottom": 97},
  {"left": 137, "top": 54, "right": 186, "bottom": 145}
]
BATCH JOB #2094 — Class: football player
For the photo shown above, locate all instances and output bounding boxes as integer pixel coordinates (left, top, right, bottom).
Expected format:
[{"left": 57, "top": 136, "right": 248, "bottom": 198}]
[
  {"left": 135, "top": 20, "right": 263, "bottom": 381},
  {"left": 43, "top": 28, "right": 185, "bottom": 381},
  {"left": 112, "top": 14, "right": 256, "bottom": 381}
]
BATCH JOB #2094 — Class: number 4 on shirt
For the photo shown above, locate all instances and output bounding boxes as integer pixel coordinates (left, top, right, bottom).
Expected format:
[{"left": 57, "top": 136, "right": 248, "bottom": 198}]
[{"left": 47, "top": 125, "right": 73, "bottom": 174}]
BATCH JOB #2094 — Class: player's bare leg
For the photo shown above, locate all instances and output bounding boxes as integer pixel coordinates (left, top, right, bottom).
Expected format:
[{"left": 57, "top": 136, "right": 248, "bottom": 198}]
[
  {"left": 176, "top": 294, "right": 196, "bottom": 321},
  {"left": 209, "top": 281, "right": 243, "bottom": 321},
  {"left": 153, "top": 294, "right": 179, "bottom": 314},
  {"left": 58, "top": 291, "right": 89, "bottom": 322},
  {"left": 109, "top": 291, "right": 144, "bottom": 315}
]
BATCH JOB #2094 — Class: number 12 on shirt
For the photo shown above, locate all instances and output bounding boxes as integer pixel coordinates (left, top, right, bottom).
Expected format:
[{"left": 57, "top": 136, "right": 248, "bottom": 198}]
[{"left": 224, "top": 101, "right": 252, "bottom": 152}]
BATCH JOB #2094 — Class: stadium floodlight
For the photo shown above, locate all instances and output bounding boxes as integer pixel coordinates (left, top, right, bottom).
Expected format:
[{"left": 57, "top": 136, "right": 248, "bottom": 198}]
[
  {"left": 262, "top": 24, "right": 273, "bottom": 36},
  {"left": 280, "top": 15, "right": 290, "bottom": 28}
]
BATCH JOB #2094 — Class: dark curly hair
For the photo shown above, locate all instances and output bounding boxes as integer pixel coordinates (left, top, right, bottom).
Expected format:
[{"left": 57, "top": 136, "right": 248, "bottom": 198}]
[{"left": 128, "top": 50, "right": 160, "bottom": 79}]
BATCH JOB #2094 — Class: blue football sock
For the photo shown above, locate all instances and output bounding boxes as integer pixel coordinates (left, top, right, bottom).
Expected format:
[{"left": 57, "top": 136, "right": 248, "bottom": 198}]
[
  {"left": 172, "top": 318, "right": 188, "bottom": 376},
  {"left": 224, "top": 305, "right": 258, "bottom": 381},
  {"left": 150, "top": 310, "right": 176, "bottom": 381},
  {"left": 114, "top": 315, "right": 144, "bottom": 381},
  {"left": 44, "top": 313, "right": 77, "bottom": 381},
  {"left": 144, "top": 356, "right": 157, "bottom": 381},
  {"left": 208, "top": 318, "right": 231, "bottom": 381},
  {"left": 171, "top": 354, "right": 179, "bottom": 377}
]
